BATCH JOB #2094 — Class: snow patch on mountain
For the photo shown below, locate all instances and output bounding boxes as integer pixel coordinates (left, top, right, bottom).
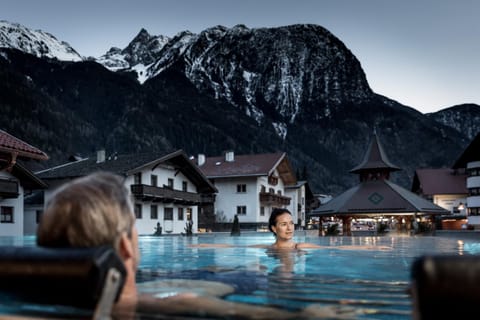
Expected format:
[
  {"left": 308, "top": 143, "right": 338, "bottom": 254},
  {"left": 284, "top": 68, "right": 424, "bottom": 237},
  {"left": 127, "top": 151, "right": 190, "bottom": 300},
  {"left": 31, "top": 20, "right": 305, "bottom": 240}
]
[
  {"left": 272, "top": 122, "right": 288, "bottom": 140},
  {"left": 0, "top": 20, "right": 83, "bottom": 61}
]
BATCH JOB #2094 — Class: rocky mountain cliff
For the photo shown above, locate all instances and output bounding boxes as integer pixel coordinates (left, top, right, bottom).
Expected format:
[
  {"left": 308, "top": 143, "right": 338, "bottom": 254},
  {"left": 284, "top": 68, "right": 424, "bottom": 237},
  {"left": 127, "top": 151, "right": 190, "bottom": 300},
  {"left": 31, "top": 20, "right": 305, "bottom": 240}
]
[
  {"left": 0, "top": 21, "right": 477, "bottom": 195},
  {"left": 426, "top": 104, "right": 480, "bottom": 141},
  {"left": 0, "top": 20, "right": 82, "bottom": 61}
]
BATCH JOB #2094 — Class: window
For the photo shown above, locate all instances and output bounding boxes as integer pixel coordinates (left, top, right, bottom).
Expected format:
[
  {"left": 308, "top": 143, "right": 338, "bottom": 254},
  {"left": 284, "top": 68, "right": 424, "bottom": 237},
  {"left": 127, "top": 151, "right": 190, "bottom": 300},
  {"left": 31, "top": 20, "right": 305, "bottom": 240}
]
[
  {"left": 260, "top": 185, "right": 266, "bottom": 193},
  {"left": 260, "top": 206, "right": 265, "bottom": 216},
  {"left": 0, "top": 206, "right": 14, "bottom": 223},
  {"left": 151, "top": 205, "right": 158, "bottom": 219},
  {"left": 164, "top": 208, "right": 173, "bottom": 220},
  {"left": 237, "top": 184, "right": 246, "bottom": 193},
  {"left": 35, "top": 210, "right": 43, "bottom": 224},
  {"left": 468, "top": 207, "right": 480, "bottom": 216},
  {"left": 277, "top": 190, "right": 282, "bottom": 195},
  {"left": 469, "top": 188, "right": 480, "bottom": 196},
  {"left": 134, "top": 204, "right": 142, "bottom": 219},
  {"left": 269, "top": 188, "right": 275, "bottom": 194},
  {"left": 182, "top": 181, "right": 188, "bottom": 192},
  {"left": 237, "top": 206, "right": 247, "bottom": 215},
  {"left": 268, "top": 175, "right": 278, "bottom": 186},
  {"left": 468, "top": 168, "right": 480, "bottom": 177},
  {"left": 167, "top": 178, "right": 174, "bottom": 189},
  {"left": 134, "top": 173, "right": 142, "bottom": 184},
  {"left": 151, "top": 175, "right": 158, "bottom": 187},
  {"left": 178, "top": 207, "right": 184, "bottom": 220}
]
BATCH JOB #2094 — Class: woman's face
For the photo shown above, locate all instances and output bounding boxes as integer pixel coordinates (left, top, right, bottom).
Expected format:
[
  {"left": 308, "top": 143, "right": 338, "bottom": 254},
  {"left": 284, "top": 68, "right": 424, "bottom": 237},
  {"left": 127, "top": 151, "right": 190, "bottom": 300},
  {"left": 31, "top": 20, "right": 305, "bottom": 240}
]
[{"left": 272, "top": 212, "right": 295, "bottom": 241}]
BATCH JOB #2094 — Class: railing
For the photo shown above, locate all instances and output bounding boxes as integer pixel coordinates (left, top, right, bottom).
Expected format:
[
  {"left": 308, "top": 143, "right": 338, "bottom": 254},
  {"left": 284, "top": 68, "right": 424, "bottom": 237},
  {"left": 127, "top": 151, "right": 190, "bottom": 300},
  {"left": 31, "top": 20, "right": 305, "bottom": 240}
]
[
  {"left": 131, "top": 184, "right": 213, "bottom": 204},
  {"left": 259, "top": 192, "right": 291, "bottom": 206},
  {"left": 0, "top": 179, "right": 19, "bottom": 198}
]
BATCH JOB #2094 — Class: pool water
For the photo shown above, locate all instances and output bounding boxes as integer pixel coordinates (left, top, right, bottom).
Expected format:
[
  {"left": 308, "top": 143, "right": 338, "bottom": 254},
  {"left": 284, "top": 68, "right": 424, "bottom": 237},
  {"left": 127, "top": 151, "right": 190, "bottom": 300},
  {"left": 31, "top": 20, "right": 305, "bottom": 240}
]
[
  {"left": 0, "top": 233, "right": 478, "bottom": 319},
  {"left": 134, "top": 233, "right": 478, "bottom": 319}
]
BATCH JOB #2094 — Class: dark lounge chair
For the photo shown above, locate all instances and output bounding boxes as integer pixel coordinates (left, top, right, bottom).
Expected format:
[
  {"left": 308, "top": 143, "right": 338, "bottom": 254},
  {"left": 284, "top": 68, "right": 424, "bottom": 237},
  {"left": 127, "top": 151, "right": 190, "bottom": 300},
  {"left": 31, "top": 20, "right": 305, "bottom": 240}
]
[
  {"left": 411, "top": 255, "right": 480, "bottom": 319},
  {"left": 0, "top": 246, "right": 126, "bottom": 319}
]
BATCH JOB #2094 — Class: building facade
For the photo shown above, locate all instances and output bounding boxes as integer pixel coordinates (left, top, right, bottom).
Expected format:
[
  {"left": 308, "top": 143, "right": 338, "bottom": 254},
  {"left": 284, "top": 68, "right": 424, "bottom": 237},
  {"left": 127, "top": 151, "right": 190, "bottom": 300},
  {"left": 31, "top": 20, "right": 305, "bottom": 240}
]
[
  {"left": 36, "top": 150, "right": 216, "bottom": 235},
  {"left": 197, "top": 151, "right": 302, "bottom": 230}
]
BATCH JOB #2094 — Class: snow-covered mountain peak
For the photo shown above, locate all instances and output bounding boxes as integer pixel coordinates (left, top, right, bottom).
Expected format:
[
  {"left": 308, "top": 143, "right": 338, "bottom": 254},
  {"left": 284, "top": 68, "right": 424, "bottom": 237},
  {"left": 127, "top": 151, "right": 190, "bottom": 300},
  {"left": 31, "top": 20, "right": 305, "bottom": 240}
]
[
  {"left": 96, "top": 27, "right": 170, "bottom": 73},
  {"left": 0, "top": 20, "right": 83, "bottom": 61}
]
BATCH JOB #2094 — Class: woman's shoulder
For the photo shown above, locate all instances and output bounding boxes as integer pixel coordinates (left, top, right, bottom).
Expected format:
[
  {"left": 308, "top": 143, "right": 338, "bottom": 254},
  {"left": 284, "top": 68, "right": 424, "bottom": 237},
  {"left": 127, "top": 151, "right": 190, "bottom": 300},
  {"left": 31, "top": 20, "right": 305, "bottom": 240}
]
[{"left": 294, "top": 242, "right": 326, "bottom": 249}]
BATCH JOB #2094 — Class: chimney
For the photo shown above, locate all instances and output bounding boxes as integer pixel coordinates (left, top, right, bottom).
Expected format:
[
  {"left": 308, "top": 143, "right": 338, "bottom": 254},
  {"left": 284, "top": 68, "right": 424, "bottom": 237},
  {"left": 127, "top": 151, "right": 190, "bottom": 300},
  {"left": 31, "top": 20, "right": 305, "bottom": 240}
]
[
  {"left": 225, "top": 150, "right": 234, "bottom": 162},
  {"left": 197, "top": 154, "right": 206, "bottom": 166},
  {"left": 96, "top": 149, "right": 106, "bottom": 163}
]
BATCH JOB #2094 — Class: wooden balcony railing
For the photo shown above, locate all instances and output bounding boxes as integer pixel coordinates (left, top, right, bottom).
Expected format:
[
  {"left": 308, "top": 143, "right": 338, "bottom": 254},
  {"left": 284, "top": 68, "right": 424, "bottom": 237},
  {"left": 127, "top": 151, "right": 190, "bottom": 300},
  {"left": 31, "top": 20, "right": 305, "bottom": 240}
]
[
  {"left": 130, "top": 184, "right": 214, "bottom": 204},
  {"left": 259, "top": 192, "right": 291, "bottom": 206}
]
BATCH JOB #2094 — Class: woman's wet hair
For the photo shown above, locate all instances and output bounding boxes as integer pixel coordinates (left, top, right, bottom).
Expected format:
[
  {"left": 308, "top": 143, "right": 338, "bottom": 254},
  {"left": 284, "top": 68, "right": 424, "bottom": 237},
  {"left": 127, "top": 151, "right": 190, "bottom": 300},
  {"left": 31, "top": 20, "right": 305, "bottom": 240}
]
[{"left": 268, "top": 208, "right": 292, "bottom": 234}]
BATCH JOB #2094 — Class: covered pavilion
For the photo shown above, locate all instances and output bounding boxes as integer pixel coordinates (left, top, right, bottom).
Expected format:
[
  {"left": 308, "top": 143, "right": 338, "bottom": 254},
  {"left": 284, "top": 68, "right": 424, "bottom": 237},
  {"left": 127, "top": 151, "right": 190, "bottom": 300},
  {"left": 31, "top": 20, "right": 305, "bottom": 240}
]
[{"left": 310, "top": 132, "right": 448, "bottom": 235}]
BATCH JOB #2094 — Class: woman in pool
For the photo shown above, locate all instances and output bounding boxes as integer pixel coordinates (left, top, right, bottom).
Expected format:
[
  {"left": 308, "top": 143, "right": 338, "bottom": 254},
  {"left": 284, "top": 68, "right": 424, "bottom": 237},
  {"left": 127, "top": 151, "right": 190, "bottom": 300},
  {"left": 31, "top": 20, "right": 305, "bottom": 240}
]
[
  {"left": 193, "top": 208, "right": 391, "bottom": 251},
  {"left": 254, "top": 208, "right": 323, "bottom": 249}
]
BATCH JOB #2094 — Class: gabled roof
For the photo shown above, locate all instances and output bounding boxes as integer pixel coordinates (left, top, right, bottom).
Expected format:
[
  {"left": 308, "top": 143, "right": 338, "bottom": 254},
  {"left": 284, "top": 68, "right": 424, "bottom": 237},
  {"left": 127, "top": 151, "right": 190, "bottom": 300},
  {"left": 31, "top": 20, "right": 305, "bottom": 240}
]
[
  {"left": 311, "top": 179, "right": 448, "bottom": 217},
  {"left": 198, "top": 152, "right": 297, "bottom": 185},
  {"left": 412, "top": 168, "right": 467, "bottom": 196},
  {"left": 11, "top": 162, "right": 48, "bottom": 190},
  {"left": 37, "top": 150, "right": 216, "bottom": 193},
  {"left": 350, "top": 133, "right": 401, "bottom": 174},
  {"left": 0, "top": 129, "right": 48, "bottom": 161},
  {"left": 453, "top": 132, "right": 480, "bottom": 169}
]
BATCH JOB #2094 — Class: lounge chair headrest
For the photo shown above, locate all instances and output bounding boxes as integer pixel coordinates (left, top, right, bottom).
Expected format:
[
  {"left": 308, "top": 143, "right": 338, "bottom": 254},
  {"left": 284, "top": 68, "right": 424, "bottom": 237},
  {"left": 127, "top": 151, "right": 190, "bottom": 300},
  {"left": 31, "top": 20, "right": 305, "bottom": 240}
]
[
  {"left": 0, "top": 245, "right": 126, "bottom": 310},
  {"left": 411, "top": 255, "right": 480, "bottom": 319}
]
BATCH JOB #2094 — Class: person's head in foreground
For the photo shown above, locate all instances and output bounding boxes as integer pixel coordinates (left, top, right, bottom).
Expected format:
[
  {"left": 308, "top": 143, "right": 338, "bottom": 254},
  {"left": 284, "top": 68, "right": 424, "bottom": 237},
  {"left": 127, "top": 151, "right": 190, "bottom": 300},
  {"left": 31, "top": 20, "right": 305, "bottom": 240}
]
[
  {"left": 37, "top": 171, "right": 139, "bottom": 304},
  {"left": 268, "top": 208, "right": 296, "bottom": 247}
]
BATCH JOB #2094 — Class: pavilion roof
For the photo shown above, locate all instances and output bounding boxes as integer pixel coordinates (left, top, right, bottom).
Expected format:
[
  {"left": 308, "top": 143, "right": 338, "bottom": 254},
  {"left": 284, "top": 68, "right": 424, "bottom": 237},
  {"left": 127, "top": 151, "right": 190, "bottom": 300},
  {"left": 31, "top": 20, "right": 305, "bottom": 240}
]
[
  {"left": 350, "top": 133, "right": 401, "bottom": 174},
  {"left": 310, "top": 179, "right": 448, "bottom": 217}
]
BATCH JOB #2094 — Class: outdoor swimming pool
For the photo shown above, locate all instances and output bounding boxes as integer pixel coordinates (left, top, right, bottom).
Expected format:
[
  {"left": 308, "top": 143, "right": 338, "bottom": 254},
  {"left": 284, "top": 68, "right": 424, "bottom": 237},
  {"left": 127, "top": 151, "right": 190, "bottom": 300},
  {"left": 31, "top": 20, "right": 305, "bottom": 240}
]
[
  {"left": 134, "top": 232, "right": 479, "bottom": 319},
  {"left": 1, "top": 233, "right": 479, "bottom": 319}
]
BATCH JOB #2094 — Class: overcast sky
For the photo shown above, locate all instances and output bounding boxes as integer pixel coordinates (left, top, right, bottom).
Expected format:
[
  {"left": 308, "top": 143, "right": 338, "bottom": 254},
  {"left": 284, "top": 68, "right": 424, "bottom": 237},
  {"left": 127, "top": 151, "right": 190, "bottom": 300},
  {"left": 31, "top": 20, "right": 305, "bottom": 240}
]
[{"left": 2, "top": 0, "right": 479, "bottom": 113}]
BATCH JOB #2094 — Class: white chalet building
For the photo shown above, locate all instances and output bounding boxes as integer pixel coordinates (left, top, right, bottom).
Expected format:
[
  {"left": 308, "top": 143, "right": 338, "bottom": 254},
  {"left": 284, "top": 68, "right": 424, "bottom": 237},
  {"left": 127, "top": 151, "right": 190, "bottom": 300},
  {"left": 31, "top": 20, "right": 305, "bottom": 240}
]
[
  {"left": 197, "top": 151, "right": 305, "bottom": 230},
  {"left": 36, "top": 149, "right": 216, "bottom": 235},
  {"left": 0, "top": 129, "right": 48, "bottom": 237}
]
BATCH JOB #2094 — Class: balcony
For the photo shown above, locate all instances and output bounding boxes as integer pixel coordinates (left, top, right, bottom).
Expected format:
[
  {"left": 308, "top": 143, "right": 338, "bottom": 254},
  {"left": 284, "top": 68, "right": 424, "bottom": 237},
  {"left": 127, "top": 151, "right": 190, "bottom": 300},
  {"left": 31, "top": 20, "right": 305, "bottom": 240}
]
[
  {"left": 259, "top": 192, "right": 291, "bottom": 206},
  {"left": 0, "top": 179, "right": 19, "bottom": 198},
  {"left": 131, "top": 184, "right": 212, "bottom": 205}
]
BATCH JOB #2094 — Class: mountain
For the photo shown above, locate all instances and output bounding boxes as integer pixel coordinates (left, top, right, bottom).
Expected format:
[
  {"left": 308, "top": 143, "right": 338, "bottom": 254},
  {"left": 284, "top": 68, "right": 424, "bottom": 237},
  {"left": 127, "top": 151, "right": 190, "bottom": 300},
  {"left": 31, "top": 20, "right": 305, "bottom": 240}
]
[
  {"left": 0, "top": 21, "right": 475, "bottom": 195},
  {"left": 0, "top": 20, "right": 82, "bottom": 62},
  {"left": 426, "top": 104, "right": 480, "bottom": 141},
  {"left": 96, "top": 28, "right": 170, "bottom": 83}
]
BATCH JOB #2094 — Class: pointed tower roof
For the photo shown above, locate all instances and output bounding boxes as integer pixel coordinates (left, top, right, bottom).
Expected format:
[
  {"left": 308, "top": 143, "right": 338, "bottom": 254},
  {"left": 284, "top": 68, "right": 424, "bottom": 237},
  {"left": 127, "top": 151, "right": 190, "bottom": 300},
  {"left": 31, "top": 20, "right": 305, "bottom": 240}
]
[{"left": 350, "top": 132, "right": 401, "bottom": 174}]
